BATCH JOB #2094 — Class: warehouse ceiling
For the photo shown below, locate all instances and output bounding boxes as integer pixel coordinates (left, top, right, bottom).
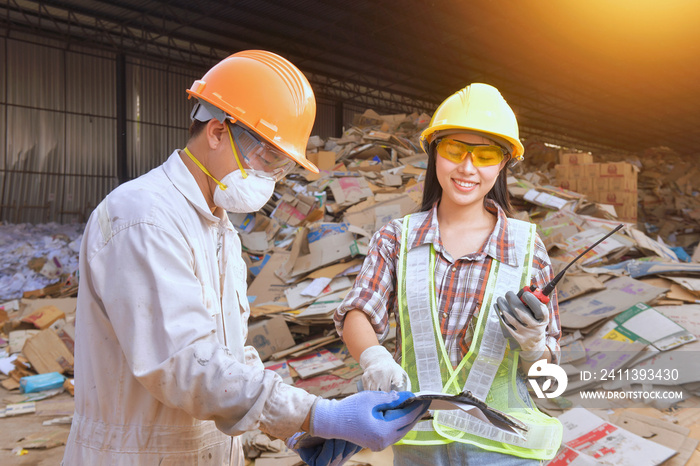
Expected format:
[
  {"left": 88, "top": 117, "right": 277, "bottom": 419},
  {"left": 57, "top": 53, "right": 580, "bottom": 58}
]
[{"left": 3, "top": 0, "right": 700, "bottom": 157}]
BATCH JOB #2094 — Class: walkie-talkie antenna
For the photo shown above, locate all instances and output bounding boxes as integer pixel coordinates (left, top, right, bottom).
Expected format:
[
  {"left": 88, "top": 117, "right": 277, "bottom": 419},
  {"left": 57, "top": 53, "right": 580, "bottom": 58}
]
[{"left": 538, "top": 224, "right": 624, "bottom": 297}]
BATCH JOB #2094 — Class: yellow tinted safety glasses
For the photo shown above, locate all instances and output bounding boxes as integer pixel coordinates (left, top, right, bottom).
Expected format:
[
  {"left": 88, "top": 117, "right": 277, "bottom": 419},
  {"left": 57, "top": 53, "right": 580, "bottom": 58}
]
[{"left": 435, "top": 138, "right": 506, "bottom": 167}]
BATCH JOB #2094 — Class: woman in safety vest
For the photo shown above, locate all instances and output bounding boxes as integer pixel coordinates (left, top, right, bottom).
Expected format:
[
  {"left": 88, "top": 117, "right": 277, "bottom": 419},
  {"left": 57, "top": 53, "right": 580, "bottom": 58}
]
[{"left": 334, "top": 83, "right": 563, "bottom": 465}]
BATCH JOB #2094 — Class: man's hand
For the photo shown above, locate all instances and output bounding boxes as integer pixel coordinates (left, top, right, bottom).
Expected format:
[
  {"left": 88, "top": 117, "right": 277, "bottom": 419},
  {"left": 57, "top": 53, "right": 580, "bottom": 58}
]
[
  {"left": 495, "top": 290, "right": 549, "bottom": 361},
  {"left": 311, "top": 390, "right": 429, "bottom": 451},
  {"left": 359, "top": 345, "right": 411, "bottom": 391},
  {"left": 286, "top": 433, "right": 362, "bottom": 466}
]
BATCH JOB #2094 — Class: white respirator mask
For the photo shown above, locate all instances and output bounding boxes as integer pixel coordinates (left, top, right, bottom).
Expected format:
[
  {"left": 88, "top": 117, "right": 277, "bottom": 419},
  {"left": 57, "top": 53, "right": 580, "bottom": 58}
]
[
  {"left": 183, "top": 112, "right": 294, "bottom": 213},
  {"left": 212, "top": 169, "right": 275, "bottom": 213}
]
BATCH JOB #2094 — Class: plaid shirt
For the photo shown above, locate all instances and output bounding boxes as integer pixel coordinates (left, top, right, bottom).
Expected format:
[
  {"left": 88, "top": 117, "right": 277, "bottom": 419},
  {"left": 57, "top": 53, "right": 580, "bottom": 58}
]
[{"left": 335, "top": 199, "right": 561, "bottom": 367}]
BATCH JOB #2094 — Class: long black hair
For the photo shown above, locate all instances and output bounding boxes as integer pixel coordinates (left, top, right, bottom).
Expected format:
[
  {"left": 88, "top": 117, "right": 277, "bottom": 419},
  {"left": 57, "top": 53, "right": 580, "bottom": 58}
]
[{"left": 419, "top": 140, "right": 514, "bottom": 217}]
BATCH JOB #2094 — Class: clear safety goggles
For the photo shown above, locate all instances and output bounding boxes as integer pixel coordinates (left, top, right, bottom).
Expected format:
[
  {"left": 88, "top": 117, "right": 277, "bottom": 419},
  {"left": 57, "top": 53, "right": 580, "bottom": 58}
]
[
  {"left": 435, "top": 138, "right": 507, "bottom": 167},
  {"left": 226, "top": 122, "right": 296, "bottom": 182}
]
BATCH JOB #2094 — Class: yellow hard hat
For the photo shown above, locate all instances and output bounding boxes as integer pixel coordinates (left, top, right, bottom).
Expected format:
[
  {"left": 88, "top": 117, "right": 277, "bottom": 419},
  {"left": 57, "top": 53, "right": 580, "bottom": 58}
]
[
  {"left": 419, "top": 83, "right": 524, "bottom": 160},
  {"left": 187, "top": 50, "right": 318, "bottom": 173}
]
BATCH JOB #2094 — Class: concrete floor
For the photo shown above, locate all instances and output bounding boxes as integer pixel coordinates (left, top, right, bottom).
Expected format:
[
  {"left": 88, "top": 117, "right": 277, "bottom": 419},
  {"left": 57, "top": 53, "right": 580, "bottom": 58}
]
[
  {"left": 0, "top": 392, "right": 71, "bottom": 465},
  {"left": 4, "top": 395, "right": 698, "bottom": 465},
  {"left": 0, "top": 391, "right": 395, "bottom": 466}
]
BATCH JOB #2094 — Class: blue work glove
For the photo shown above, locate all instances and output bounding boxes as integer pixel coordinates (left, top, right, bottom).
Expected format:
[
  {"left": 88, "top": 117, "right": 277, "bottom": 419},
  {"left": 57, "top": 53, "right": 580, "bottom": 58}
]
[
  {"left": 286, "top": 432, "right": 362, "bottom": 466},
  {"left": 311, "top": 390, "right": 429, "bottom": 451}
]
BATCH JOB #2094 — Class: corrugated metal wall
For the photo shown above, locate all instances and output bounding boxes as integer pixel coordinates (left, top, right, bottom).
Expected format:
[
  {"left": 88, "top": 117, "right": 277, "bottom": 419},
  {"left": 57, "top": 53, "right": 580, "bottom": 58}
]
[
  {"left": 313, "top": 99, "right": 370, "bottom": 140},
  {"left": 313, "top": 100, "right": 338, "bottom": 140},
  {"left": 126, "top": 59, "right": 198, "bottom": 179},
  {"left": 0, "top": 36, "right": 118, "bottom": 224},
  {"left": 0, "top": 37, "right": 6, "bottom": 219},
  {"left": 0, "top": 35, "right": 354, "bottom": 224},
  {"left": 3, "top": 36, "right": 66, "bottom": 223}
]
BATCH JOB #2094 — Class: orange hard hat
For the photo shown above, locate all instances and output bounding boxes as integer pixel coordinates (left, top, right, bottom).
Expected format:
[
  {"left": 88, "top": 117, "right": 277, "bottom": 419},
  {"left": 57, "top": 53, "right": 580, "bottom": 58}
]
[{"left": 187, "top": 50, "right": 319, "bottom": 173}]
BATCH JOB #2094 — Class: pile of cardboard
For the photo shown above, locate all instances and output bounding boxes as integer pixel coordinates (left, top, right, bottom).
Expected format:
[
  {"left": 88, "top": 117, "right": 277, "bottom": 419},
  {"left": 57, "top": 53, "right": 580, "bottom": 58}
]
[
  {"left": 238, "top": 110, "right": 433, "bottom": 326},
  {"left": 636, "top": 146, "right": 700, "bottom": 249},
  {"left": 520, "top": 142, "right": 699, "bottom": 257},
  {"left": 1, "top": 108, "right": 699, "bottom": 464},
  {"left": 229, "top": 111, "right": 700, "bottom": 465},
  {"left": 550, "top": 406, "right": 700, "bottom": 465},
  {"left": 0, "top": 297, "right": 76, "bottom": 457},
  {"left": 554, "top": 153, "right": 638, "bottom": 222},
  {"left": 504, "top": 174, "right": 700, "bottom": 464},
  {"left": 234, "top": 112, "right": 700, "bottom": 463},
  {"left": 0, "top": 298, "right": 75, "bottom": 396}
]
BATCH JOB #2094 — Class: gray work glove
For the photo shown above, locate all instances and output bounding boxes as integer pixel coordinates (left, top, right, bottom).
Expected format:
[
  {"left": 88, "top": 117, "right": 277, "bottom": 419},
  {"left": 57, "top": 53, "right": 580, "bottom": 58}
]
[{"left": 496, "top": 290, "right": 549, "bottom": 361}]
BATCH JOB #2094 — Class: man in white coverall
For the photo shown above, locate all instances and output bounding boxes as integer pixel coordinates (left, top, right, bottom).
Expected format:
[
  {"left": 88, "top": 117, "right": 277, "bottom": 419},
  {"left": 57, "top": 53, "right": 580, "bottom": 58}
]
[{"left": 63, "top": 50, "right": 428, "bottom": 465}]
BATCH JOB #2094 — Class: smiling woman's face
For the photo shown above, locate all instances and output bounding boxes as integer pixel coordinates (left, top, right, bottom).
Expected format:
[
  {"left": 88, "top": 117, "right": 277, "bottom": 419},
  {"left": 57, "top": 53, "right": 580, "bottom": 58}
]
[{"left": 435, "top": 133, "right": 506, "bottom": 210}]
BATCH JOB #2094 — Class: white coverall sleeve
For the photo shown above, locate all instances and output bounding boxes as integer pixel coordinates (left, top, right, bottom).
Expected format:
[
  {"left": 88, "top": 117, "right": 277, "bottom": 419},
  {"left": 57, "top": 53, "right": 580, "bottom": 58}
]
[
  {"left": 244, "top": 346, "right": 265, "bottom": 371},
  {"left": 88, "top": 222, "right": 316, "bottom": 438}
]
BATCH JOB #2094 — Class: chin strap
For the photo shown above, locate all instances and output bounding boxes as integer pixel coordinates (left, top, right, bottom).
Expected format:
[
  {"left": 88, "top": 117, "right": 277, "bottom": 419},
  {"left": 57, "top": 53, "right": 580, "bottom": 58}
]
[
  {"left": 183, "top": 147, "right": 228, "bottom": 190},
  {"left": 226, "top": 123, "right": 249, "bottom": 179}
]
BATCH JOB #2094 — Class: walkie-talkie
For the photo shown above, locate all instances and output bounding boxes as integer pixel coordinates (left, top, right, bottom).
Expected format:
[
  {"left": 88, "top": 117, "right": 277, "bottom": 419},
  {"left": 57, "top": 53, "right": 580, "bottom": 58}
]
[
  {"left": 517, "top": 223, "right": 624, "bottom": 319},
  {"left": 497, "top": 224, "right": 624, "bottom": 348}
]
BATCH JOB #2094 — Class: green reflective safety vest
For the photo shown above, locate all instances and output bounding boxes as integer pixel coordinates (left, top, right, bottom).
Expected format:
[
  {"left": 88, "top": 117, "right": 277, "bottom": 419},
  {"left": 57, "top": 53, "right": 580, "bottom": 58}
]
[{"left": 395, "top": 212, "right": 562, "bottom": 460}]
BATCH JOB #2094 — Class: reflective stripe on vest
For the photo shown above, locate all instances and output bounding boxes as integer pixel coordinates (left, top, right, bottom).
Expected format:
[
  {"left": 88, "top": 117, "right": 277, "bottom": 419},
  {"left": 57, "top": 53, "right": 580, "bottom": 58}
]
[{"left": 397, "top": 212, "right": 562, "bottom": 459}]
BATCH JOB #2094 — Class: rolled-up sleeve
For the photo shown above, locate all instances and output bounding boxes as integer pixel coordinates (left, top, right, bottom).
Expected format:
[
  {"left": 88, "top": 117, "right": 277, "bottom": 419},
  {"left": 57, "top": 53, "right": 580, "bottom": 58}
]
[
  {"left": 334, "top": 221, "right": 401, "bottom": 343},
  {"left": 531, "top": 234, "right": 562, "bottom": 364}
]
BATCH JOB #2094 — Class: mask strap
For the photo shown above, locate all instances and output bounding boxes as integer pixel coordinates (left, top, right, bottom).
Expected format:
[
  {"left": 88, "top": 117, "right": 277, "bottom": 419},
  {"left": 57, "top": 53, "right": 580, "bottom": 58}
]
[
  {"left": 226, "top": 123, "right": 249, "bottom": 179},
  {"left": 183, "top": 147, "right": 228, "bottom": 191}
]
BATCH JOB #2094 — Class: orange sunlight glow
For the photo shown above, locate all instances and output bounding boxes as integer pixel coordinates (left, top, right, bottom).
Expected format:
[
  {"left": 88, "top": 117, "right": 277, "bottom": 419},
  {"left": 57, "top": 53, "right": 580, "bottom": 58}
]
[{"left": 529, "top": 0, "right": 700, "bottom": 65}]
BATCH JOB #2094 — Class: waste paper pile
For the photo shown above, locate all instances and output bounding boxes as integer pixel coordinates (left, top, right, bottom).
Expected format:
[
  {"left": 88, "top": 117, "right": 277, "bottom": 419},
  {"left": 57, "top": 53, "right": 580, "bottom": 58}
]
[{"left": 1, "top": 108, "right": 699, "bottom": 464}]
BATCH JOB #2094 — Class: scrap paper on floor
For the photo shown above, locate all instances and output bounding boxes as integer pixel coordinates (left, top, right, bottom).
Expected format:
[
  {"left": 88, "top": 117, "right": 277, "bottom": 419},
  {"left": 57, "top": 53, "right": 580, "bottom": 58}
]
[{"left": 557, "top": 407, "right": 676, "bottom": 465}]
